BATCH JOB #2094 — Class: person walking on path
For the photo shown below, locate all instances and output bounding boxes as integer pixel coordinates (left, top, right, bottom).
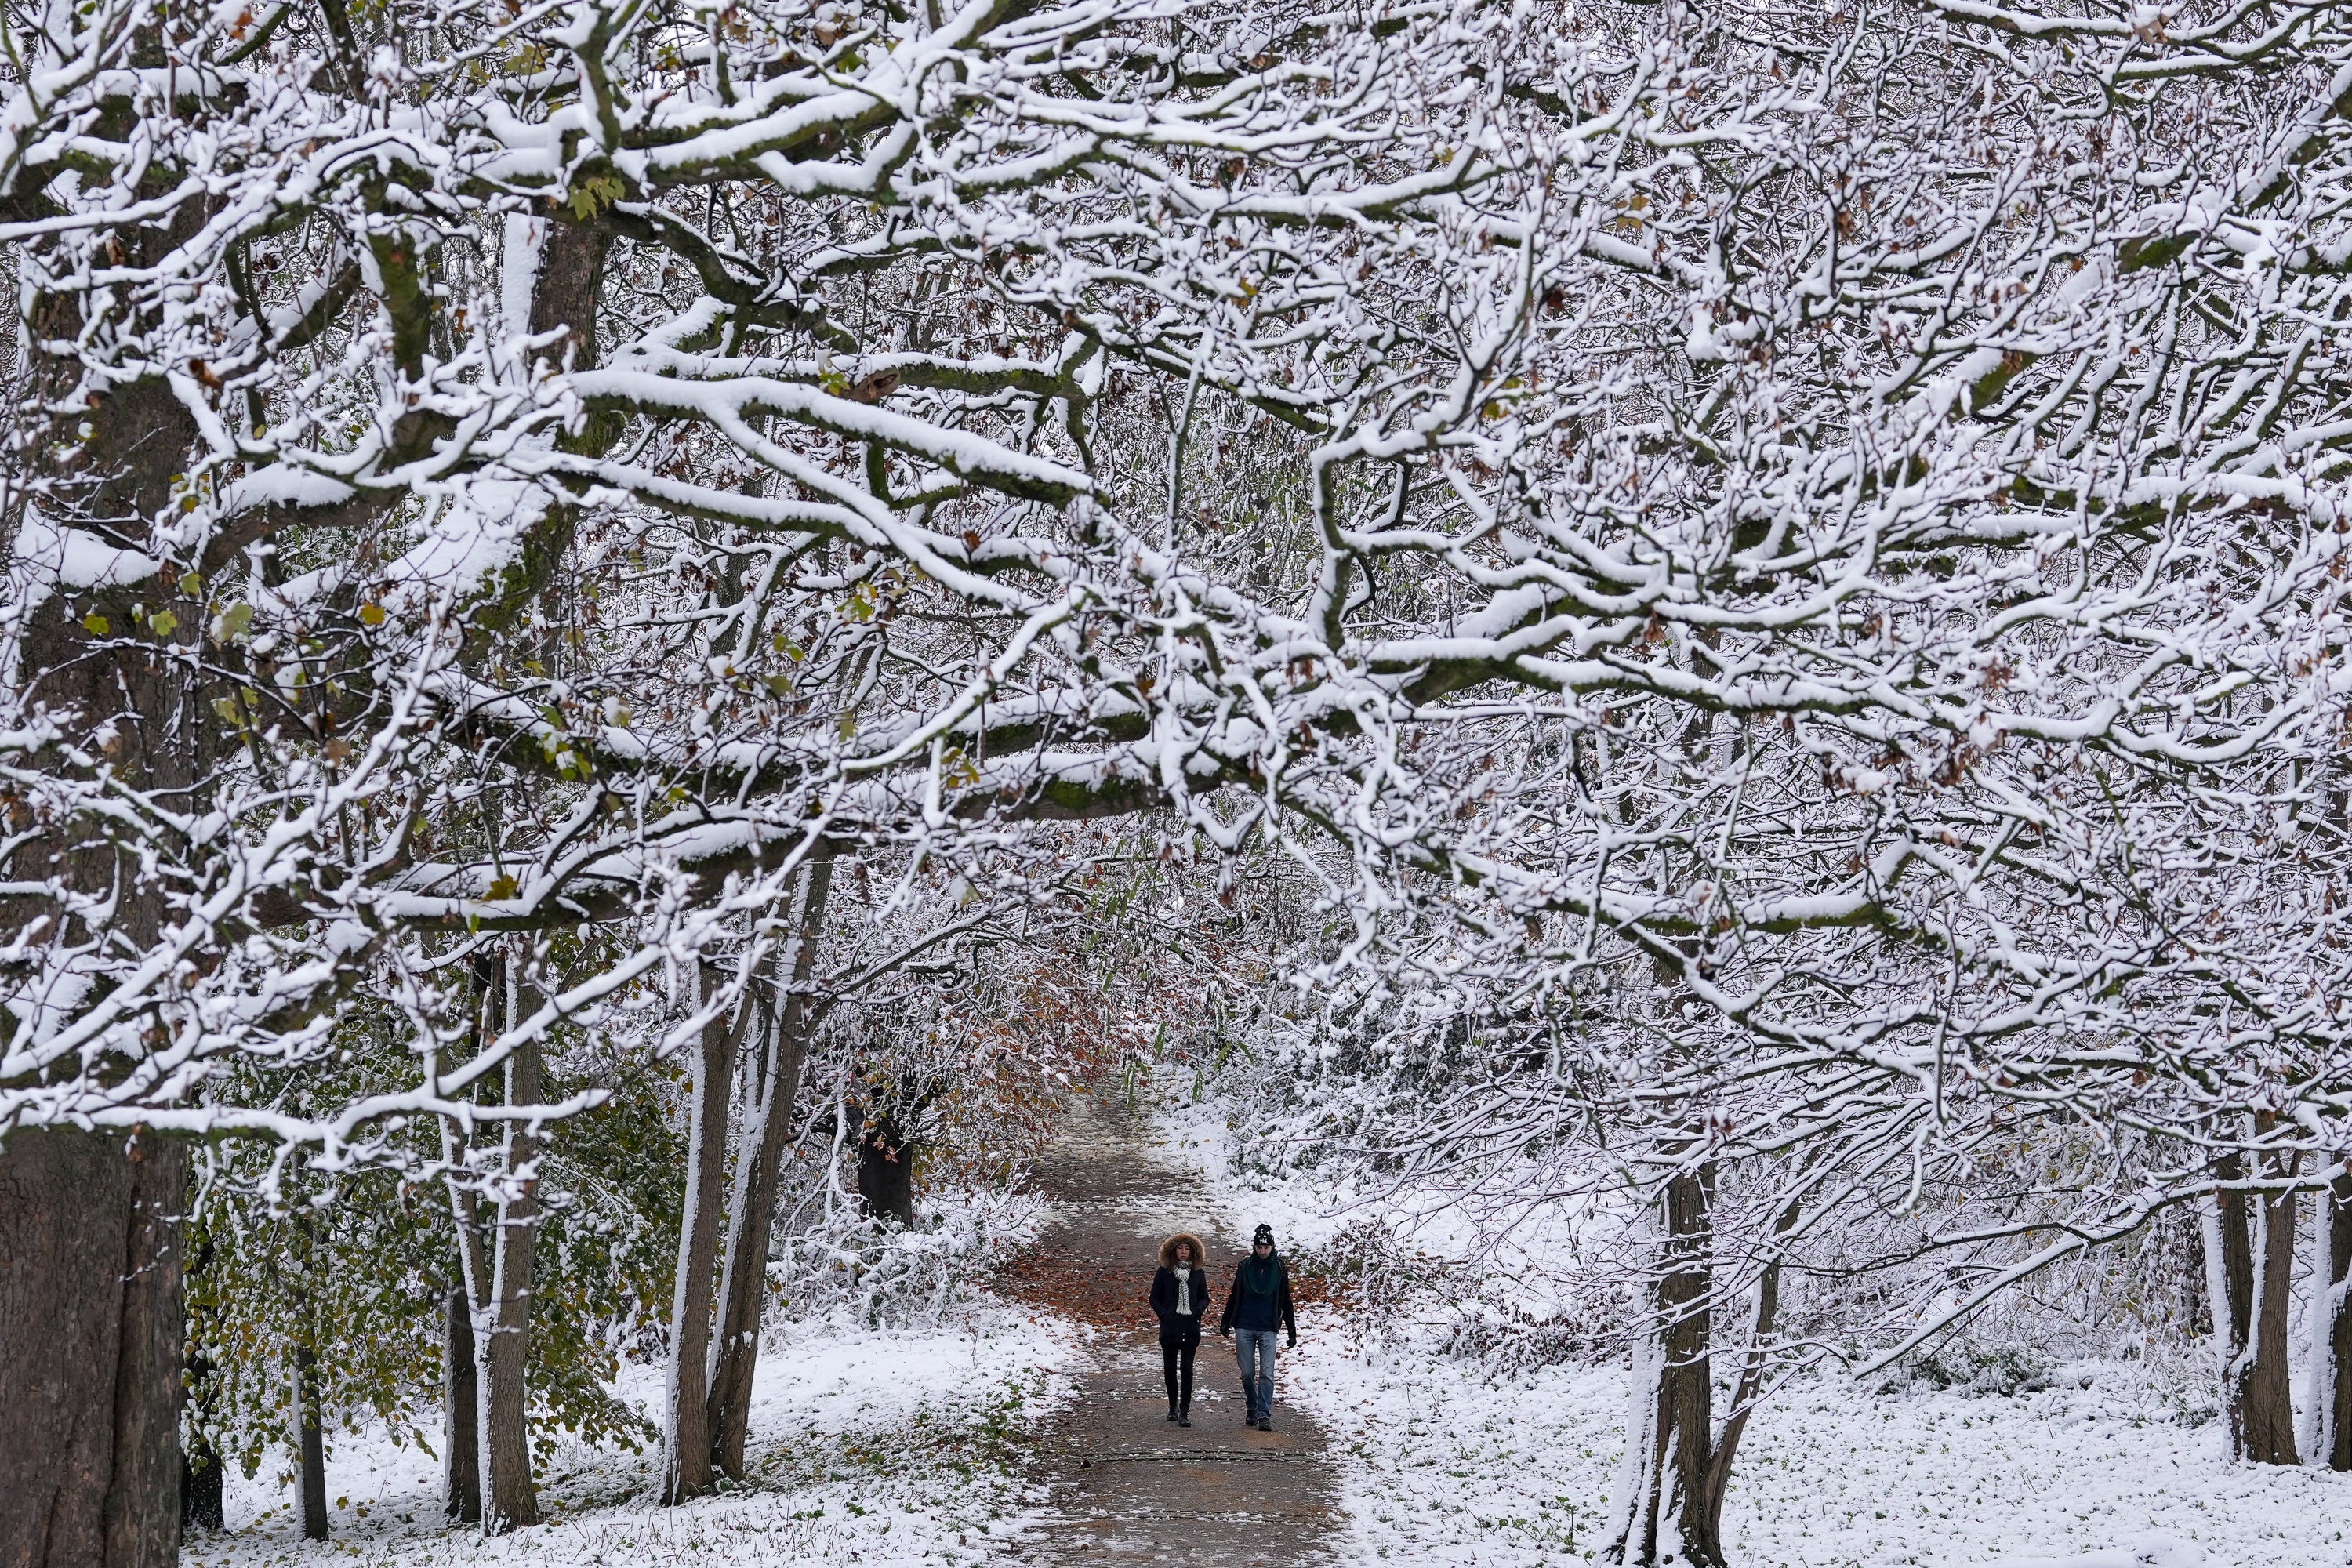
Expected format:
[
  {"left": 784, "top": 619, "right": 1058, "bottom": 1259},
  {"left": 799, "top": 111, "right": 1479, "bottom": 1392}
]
[
  {"left": 1218, "top": 1223, "right": 1296, "bottom": 1432},
  {"left": 1149, "top": 1232, "right": 1209, "bottom": 1427}
]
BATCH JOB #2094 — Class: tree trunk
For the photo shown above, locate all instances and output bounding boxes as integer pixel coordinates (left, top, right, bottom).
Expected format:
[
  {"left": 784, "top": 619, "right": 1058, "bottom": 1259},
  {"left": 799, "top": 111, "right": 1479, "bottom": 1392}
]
[
  {"left": 2212, "top": 1151, "right": 2257, "bottom": 1454},
  {"left": 2328, "top": 1167, "right": 2352, "bottom": 1472},
  {"left": 180, "top": 1342, "right": 225, "bottom": 1537},
  {"left": 1689, "top": 1190, "right": 1799, "bottom": 1547},
  {"left": 0, "top": 126, "right": 210, "bottom": 1568},
  {"left": 106, "top": 1134, "right": 188, "bottom": 1568},
  {"left": 662, "top": 964, "right": 738, "bottom": 1505},
  {"left": 2246, "top": 1170, "right": 2300, "bottom": 1465},
  {"left": 180, "top": 1419, "right": 225, "bottom": 1536},
  {"left": 0, "top": 1128, "right": 189, "bottom": 1568},
  {"left": 183, "top": 1231, "right": 226, "bottom": 1537},
  {"left": 294, "top": 1345, "right": 328, "bottom": 1541},
  {"left": 1606, "top": 1160, "right": 1725, "bottom": 1568},
  {"left": 449, "top": 233, "right": 608, "bottom": 1535},
  {"left": 2212, "top": 1149, "right": 2299, "bottom": 1464},
  {"left": 856, "top": 1111, "right": 917, "bottom": 1229},
  {"left": 444, "top": 958, "right": 498, "bottom": 1526},
  {"left": 709, "top": 857, "right": 832, "bottom": 1479},
  {"left": 442, "top": 1288, "right": 481, "bottom": 1522},
  {"left": 477, "top": 971, "right": 544, "bottom": 1534}
]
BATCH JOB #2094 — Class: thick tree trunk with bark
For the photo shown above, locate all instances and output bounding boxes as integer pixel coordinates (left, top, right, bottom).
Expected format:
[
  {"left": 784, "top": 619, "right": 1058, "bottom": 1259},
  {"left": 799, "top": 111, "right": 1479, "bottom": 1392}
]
[
  {"left": 2249, "top": 1178, "right": 2300, "bottom": 1465},
  {"left": 103, "top": 1134, "right": 187, "bottom": 1568},
  {"left": 709, "top": 858, "right": 832, "bottom": 1480},
  {"left": 2212, "top": 1149, "right": 2299, "bottom": 1464},
  {"left": 1606, "top": 1159, "right": 1796, "bottom": 1568},
  {"left": 0, "top": 1129, "right": 188, "bottom": 1568},
  {"left": 0, "top": 181, "right": 209, "bottom": 1568},
  {"left": 662, "top": 964, "right": 738, "bottom": 1505},
  {"left": 1609, "top": 1161, "right": 1726, "bottom": 1568}
]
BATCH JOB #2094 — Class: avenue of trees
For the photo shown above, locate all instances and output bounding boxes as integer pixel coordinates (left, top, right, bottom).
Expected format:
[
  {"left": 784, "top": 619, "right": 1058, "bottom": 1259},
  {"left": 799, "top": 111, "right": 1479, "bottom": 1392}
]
[{"left": 4, "top": 0, "right": 2352, "bottom": 1564}]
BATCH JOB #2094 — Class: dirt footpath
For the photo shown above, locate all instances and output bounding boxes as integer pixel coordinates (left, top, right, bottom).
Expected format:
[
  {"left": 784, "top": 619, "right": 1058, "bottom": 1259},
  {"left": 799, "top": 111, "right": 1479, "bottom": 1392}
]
[{"left": 1005, "top": 1093, "right": 1341, "bottom": 1566}]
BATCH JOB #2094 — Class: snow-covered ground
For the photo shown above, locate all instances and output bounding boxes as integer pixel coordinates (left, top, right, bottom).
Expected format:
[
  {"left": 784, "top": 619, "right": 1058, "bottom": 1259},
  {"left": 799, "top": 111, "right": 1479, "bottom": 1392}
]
[
  {"left": 1284, "top": 1338, "right": 2352, "bottom": 1568},
  {"left": 193, "top": 1310, "right": 1079, "bottom": 1568},
  {"left": 1156, "top": 1080, "right": 2352, "bottom": 1568},
  {"left": 194, "top": 1087, "right": 2352, "bottom": 1568}
]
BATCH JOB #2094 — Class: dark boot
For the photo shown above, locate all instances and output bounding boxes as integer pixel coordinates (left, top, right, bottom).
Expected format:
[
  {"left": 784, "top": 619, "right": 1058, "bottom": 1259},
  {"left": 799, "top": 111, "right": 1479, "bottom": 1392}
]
[
  {"left": 1166, "top": 1397, "right": 1178, "bottom": 1422},
  {"left": 1178, "top": 1399, "right": 1192, "bottom": 1428}
]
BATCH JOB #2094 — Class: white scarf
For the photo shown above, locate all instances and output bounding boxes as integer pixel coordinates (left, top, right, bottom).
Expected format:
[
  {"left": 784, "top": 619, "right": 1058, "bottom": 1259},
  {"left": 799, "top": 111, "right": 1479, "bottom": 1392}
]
[{"left": 1172, "top": 1263, "right": 1192, "bottom": 1315}]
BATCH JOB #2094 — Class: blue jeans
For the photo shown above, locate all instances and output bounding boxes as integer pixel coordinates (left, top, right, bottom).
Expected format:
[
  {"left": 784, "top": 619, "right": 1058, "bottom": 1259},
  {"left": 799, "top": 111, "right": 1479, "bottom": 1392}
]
[{"left": 1235, "top": 1328, "right": 1279, "bottom": 1421}]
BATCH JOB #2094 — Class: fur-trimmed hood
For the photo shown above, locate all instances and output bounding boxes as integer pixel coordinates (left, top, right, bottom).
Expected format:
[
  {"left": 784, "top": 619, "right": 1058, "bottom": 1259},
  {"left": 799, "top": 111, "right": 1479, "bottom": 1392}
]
[{"left": 1159, "top": 1232, "right": 1207, "bottom": 1269}]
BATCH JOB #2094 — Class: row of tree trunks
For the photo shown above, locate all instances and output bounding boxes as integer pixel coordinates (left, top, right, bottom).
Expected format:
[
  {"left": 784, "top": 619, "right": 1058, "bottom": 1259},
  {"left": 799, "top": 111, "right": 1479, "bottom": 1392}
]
[
  {"left": 0, "top": 1128, "right": 188, "bottom": 1568},
  {"left": 2, "top": 207, "right": 608, "bottom": 1559}
]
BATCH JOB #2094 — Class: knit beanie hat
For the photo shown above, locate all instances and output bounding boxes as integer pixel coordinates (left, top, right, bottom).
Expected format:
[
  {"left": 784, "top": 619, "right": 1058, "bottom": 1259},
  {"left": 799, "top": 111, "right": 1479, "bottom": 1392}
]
[{"left": 1252, "top": 1224, "right": 1275, "bottom": 1247}]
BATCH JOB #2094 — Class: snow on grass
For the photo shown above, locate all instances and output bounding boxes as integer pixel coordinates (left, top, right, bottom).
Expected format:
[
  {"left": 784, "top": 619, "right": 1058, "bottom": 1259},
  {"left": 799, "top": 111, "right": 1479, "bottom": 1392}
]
[
  {"left": 1287, "top": 1334, "right": 2352, "bottom": 1566},
  {"left": 1151, "top": 1075, "right": 2352, "bottom": 1567},
  {"left": 192, "top": 1306, "right": 1079, "bottom": 1568},
  {"left": 198, "top": 1084, "right": 2352, "bottom": 1568}
]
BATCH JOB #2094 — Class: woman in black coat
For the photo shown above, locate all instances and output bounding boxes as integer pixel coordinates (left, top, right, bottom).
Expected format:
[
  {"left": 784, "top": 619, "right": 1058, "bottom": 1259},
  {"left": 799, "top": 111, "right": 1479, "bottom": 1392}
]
[{"left": 1148, "top": 1232, "right": 1210, "bottom": 1426}]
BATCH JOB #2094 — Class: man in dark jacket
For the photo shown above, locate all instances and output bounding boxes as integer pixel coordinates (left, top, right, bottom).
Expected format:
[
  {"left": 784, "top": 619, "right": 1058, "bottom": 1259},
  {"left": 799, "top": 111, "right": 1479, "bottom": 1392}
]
[{"left": 1218, "top": 1223, "right": 1296, "bottom": 1431}]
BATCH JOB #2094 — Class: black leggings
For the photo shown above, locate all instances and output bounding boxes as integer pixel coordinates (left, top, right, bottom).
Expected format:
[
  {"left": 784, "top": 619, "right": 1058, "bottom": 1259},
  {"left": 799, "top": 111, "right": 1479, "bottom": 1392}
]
[{"left": 1160, "top": 1330, "right": 1200, "bottom": 1405}]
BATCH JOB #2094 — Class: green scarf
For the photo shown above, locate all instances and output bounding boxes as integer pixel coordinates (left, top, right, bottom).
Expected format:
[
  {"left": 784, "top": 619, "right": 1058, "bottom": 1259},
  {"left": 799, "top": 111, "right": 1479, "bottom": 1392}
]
[{"left": 1241, "top": 1251, "right": 1281, "bottom": 1298}]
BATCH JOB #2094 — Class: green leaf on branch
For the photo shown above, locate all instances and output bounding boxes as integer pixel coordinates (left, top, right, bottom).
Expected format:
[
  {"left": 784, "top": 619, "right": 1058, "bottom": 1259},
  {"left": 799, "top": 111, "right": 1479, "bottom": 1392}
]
[{"left": 568, "top": 173, "right": 626, "bottom": 220}]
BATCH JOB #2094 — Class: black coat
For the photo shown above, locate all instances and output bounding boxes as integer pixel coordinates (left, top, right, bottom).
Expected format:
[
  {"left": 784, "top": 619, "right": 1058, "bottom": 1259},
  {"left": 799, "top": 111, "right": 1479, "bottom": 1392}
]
[
  {"left": 1149, "top": 1265, "right": 1210, "bottom": 1338},
  {"left": 1218, "top": 1256, "right": 1296, "bottom": 1338}
]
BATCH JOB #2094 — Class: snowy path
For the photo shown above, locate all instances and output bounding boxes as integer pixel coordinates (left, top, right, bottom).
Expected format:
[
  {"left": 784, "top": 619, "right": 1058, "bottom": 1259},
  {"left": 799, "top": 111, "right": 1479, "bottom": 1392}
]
[{"left": 1010, "top": 1091, "right": 1343, "bottom": 1566}]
